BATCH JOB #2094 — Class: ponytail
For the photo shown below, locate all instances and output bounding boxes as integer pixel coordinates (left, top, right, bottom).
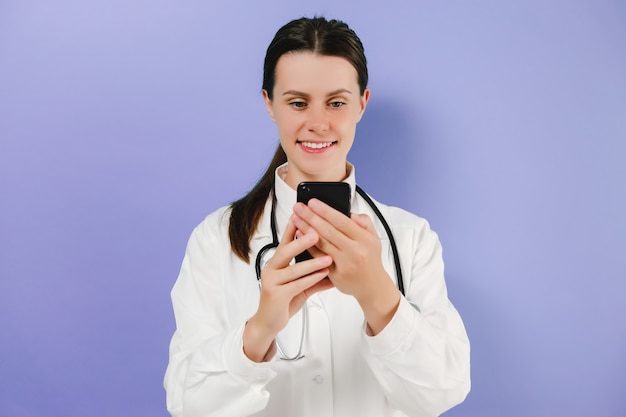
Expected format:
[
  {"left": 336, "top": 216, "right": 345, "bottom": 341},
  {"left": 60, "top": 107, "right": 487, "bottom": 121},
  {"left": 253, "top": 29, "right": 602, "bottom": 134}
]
[{"left": 228, "top": 144, "right": 287, "bottom": 263}]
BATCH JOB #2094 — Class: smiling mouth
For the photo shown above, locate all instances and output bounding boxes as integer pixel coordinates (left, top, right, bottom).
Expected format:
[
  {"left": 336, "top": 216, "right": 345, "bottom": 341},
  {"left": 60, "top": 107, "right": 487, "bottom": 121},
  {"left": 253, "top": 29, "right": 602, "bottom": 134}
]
[{"left": 298, "top": 141, "right": 337, "bottom": 149}]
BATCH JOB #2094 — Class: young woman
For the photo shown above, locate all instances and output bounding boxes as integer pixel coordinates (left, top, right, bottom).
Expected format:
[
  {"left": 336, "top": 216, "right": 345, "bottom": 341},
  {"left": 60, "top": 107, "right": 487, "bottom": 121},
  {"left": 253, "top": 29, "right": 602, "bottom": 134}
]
[{"left": 164, "top": 17, "right": 470, "bottom": 417}]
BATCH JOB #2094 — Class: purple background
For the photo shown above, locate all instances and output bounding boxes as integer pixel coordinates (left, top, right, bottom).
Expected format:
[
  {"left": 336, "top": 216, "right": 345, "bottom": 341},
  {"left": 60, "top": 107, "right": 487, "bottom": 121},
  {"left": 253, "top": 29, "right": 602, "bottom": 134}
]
[{"left": 1, "top": 1, "right": 625, "bottom": 416}]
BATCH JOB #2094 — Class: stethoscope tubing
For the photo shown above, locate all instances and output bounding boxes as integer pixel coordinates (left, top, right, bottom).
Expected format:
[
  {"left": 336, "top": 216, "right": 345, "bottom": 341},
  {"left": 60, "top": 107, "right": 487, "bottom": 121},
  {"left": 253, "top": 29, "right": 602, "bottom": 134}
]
[
  {"left": 254, "top": 192, "right": 279, "bottom": 280},
  {"left": 355, "top": 185, "right": 405, "bottom": 296}
]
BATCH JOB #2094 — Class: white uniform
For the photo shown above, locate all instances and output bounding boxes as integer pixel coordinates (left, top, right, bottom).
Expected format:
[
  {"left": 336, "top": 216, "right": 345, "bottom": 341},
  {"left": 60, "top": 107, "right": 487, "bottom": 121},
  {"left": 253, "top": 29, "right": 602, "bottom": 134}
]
[{"left": 164, "top": 165, "right": 470, "bottom": 417}]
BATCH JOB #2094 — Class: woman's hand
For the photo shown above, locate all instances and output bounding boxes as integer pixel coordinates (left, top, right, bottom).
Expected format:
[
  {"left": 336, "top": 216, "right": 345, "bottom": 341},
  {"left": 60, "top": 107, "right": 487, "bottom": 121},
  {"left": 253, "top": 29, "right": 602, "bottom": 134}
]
[
  {"left": 291, "top": 199, "right": 400, "bottom": 335},
  {"left": 243, "top": 218, "right": 334, "bottom": 362}
]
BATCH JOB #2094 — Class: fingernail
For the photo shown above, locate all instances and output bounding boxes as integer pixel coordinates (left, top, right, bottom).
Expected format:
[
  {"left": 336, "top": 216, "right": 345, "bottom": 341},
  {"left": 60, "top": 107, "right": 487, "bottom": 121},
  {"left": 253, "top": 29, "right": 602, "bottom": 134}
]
[
  {"left": 308, "top": 199, "right": 320, "bottom": 209},
  {"left": 291, "top": 214, "right": 303, "bottom": 227}
]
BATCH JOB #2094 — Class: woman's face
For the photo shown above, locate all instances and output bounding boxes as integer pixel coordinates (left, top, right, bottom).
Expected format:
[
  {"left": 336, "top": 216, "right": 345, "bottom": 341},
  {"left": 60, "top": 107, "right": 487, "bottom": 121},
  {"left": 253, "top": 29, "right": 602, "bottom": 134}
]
[{"left": 263, "top": 52, "right": 369, "bottom": 189}]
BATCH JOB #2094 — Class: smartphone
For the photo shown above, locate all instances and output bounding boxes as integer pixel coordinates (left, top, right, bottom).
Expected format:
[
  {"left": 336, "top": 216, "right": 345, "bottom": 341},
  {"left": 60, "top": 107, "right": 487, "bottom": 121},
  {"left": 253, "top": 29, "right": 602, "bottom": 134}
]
[{"left": 295, "top": 182, "right": 351, "bottom": 262}]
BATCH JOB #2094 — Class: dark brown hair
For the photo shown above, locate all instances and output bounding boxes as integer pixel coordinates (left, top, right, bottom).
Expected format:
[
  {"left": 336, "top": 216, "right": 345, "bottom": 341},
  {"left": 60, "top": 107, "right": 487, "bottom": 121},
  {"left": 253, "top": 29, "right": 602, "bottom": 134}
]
[{"left": 229, "top": 17, "right": 368, "bottom": 262}]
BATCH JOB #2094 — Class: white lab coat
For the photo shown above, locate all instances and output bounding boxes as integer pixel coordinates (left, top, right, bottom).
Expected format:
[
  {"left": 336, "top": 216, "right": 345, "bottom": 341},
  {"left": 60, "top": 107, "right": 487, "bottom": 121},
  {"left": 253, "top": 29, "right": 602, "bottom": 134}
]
[{"left": 164, "top": 165, "right": 470, "bottom": 417}]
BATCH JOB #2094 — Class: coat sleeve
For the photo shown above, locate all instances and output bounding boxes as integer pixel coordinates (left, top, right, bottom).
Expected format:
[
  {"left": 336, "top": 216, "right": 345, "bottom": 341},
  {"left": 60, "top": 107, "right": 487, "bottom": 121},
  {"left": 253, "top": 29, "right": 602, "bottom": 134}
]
[
  {"left": 163, "top": 210, "right": 277, "bottom": 417},
  {"left": 360, "top": 209, "right": 471, "bottom": 416}
]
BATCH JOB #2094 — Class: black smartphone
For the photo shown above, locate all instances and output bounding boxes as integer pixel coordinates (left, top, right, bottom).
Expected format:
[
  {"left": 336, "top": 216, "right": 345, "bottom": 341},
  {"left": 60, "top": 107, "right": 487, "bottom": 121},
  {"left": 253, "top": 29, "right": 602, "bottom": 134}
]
[{"left": 295, "top": 182, "right": 351, "bottom": 262}]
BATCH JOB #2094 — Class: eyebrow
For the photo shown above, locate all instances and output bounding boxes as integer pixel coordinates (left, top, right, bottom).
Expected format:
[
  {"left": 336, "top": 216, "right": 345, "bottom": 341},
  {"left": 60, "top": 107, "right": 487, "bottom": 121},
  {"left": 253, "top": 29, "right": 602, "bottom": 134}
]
[{"left": 281, "top": 88, "right": 353, "bottom": 97}]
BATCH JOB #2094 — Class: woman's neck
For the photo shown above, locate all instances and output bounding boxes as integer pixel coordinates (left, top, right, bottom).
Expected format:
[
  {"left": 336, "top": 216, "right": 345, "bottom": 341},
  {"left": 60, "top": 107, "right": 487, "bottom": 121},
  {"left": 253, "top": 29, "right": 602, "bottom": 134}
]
[{"left": 281, "top": 163, "right": 351, "bottom": 190}]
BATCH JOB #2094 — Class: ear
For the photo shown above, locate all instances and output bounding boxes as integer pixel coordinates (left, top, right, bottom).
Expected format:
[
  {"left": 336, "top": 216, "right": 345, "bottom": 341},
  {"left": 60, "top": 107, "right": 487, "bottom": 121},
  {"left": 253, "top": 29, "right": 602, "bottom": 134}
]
[
  {"left": 356, "top": 88, "right": 370, "bottom": 122},
  {"left": 262, "top": 89, "right": 276, "bottom": 123}
]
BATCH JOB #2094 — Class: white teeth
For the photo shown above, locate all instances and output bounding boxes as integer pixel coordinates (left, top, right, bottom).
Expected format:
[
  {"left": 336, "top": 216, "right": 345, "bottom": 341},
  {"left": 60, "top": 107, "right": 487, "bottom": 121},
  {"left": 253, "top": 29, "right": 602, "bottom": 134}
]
[{"left": 300, "top": 141, "right": 334, "bottom": 149}]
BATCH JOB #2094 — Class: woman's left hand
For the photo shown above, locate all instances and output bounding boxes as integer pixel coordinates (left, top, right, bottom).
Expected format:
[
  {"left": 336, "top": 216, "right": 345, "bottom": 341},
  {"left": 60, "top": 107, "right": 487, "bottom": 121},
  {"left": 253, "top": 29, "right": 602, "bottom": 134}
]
[{"left": 292, "top": 198, "right": 400, "bottom": 334}]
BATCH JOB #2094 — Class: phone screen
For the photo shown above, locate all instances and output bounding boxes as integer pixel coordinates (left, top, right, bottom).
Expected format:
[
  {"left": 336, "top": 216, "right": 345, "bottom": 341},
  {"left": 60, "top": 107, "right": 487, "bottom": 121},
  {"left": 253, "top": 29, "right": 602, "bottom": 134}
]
[{"left": 295, "top": 182, "right": 351, "bottom": 262}]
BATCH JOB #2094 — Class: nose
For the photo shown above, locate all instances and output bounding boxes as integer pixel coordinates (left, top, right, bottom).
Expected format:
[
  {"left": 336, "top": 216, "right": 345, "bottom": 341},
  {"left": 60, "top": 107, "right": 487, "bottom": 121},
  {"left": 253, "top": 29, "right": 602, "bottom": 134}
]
[{"left": 306, "top": 105, "right": 329, "bottom": 133}]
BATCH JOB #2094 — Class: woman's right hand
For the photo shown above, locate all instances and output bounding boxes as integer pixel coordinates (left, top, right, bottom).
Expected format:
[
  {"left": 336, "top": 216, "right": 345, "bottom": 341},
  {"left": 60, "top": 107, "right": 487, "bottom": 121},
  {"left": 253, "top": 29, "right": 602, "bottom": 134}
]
[{"left": 242, "top": 218, "right": 334, "bottom": 362}]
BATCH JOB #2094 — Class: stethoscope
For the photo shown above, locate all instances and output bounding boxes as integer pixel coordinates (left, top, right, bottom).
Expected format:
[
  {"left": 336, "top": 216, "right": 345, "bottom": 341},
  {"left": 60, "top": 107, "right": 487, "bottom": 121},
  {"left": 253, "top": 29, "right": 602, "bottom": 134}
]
[{"left": 254, "top": 185, "right": 404, "bottom": 360}]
